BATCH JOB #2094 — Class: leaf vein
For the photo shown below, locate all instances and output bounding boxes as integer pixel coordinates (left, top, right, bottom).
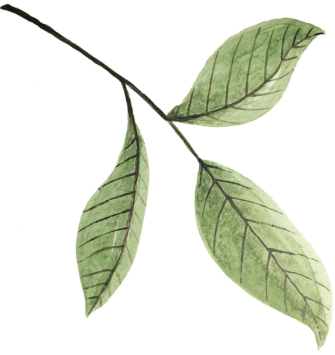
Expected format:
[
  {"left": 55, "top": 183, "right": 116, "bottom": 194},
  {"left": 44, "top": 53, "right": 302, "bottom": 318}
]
[
  {"left": 246, "top": 219, "right": 295, "bottom": 234},
  {"left": 81, "top": 269, "right": 114, "bottom": 278},
  {"left": 213, "top": 199, "right": 228, "bottom": 255},
  {"left": 99, "top": 173, "right": 136, "bottom": 190},
  {"left": 83, "top": 192, "right": 135, "bottom": 212},
  {"left": 77, "top": 227, "right": 128, "bottom": 249},
  {"left": 217, "top": 179, "right": 251, "bottom": 189},
  {"left": 225, "top": 34, "right": 243, "bottom": 106},
  {"left": 246, "top": 27, "right": 261, "bottom": 95},
  {"left": 78, "top": 209, "right": 131, "bottom": 232},
  {"left": 206, "top": 51, "right": 219, "bottom": 112},
  {"left": 78, "top": 245, "right": 124, "bottom": 263},
  {"left": 231, "top": 197, "right": 282, "bottom": 214}
]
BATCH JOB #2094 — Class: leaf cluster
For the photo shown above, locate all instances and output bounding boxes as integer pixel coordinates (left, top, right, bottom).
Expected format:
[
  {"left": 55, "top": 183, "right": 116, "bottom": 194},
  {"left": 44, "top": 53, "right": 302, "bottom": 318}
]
[{"left": 1, "top": 5, "right": 332, "bottom": 349}]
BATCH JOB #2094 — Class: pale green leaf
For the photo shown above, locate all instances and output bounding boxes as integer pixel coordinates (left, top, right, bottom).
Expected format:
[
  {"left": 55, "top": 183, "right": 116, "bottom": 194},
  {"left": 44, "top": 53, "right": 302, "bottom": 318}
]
[
  {"left": 76, "top": 115, "right": 149, "bottom": 317},
  {"left": 195, "top": 160, "right": 332, "bottom": 348},
  {"left": 168, "top": 19, "right": 324, "bottom": 127}
]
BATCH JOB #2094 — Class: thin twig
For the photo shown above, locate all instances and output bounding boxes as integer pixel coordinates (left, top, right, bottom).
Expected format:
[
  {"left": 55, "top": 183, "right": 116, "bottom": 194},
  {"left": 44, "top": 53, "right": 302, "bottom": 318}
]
[{"left": 1, "top": 4, "right": 203, "bottom": 165}]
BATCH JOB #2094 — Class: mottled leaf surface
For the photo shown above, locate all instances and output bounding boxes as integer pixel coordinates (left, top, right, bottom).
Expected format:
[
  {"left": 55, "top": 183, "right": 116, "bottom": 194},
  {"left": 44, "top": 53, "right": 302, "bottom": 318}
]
[
  {"left": 168, "top": 18, "right": 324, "bottom": 127},
  {"left": 195, "top": 160, "right": 332, "bottom": 348},
  {"left": 76, "top": 115, "right": 149, "bottom": 316}
]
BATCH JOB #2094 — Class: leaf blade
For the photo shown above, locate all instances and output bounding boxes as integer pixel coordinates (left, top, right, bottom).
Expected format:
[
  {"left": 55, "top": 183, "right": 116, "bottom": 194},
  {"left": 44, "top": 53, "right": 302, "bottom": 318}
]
[
  {"left": 76, "top": 115, "right": 149, "bottom": 317},
  {"left": 195, "top": 160, "right": 332, "bottom": 348},
  {"left": 168, "top": 19, "right": 324, "bottom": 127}
]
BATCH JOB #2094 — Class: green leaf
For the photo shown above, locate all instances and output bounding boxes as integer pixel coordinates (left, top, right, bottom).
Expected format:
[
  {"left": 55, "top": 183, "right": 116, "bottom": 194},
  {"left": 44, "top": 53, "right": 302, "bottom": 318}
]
[
  {"left": 195, "top": 160, "right": 332, "bottom": 348},
  {"left": 76, "top": 115, "right": 149, "bottom": 317},
  {"left": 168, "top": 19, "right": 324, "bottom": 127}
]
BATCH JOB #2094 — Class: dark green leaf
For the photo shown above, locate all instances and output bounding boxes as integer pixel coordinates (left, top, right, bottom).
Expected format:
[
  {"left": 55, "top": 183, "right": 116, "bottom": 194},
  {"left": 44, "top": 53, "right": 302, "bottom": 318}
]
[
  {"left": 168, "top": 19, "right": 324, "bottom": 127},
  {"left": 195, "top": 160, "right": 332, "bottom": 348},
  {"left": 76, "top": 116, "right": 149, "bottom": 317}
]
